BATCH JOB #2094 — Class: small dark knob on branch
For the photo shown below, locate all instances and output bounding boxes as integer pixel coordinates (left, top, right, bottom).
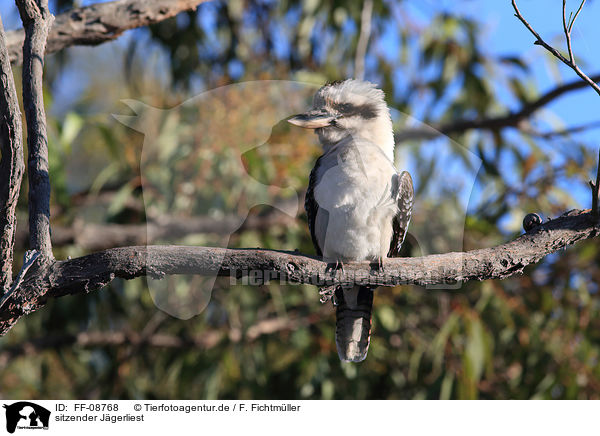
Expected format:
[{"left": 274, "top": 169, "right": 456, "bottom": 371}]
[{"left": 523, "top": 213, "right": 542, "bottom": 232}]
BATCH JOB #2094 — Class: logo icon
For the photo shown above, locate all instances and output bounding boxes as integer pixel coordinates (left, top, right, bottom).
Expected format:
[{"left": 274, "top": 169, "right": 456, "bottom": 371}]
[{"left": 3, "top": 402, "right": 50, "bottom": 433}]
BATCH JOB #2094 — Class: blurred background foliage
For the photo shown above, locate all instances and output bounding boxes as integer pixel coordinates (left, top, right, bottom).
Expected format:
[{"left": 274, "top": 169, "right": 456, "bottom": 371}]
[{"left": 1, "top": 0, "right": 600, "bottom": 399}]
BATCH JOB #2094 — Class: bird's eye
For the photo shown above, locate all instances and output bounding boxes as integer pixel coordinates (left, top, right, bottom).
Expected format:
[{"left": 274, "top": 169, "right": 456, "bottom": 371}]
[{"left": 333, "top": 114, "right": 344, "bottom": 124}]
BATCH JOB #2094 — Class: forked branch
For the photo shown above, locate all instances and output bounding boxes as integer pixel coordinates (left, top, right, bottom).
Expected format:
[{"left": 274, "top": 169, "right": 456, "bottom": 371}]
[{"left": 512, "top": 0, "right": 600, "bottom": 97}]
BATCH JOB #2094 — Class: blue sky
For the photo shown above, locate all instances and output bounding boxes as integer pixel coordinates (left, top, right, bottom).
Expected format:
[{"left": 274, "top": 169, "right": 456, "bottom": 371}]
[{"left": 405, "top": 0, "right": 600, "bottom": 140}]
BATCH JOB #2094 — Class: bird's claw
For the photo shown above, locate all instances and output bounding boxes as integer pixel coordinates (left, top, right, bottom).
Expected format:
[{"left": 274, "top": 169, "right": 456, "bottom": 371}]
[
  {"left": 319, "top": 285, "right": 336, "bottom": 303},
  {"left": 370, "top": 257, "right": 385, "bottom": 273},
  {"left": 325, "top": 260, "right": 344, "bottom": 275}
]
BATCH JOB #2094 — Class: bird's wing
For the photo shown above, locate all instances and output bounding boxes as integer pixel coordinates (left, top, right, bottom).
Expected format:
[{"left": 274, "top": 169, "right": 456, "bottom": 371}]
[
  {"left": 388, "top": 170, "right": 414, "bottom": 257},
  {"left": 305, "top": 155, "right": 323, "bottom": 257}
]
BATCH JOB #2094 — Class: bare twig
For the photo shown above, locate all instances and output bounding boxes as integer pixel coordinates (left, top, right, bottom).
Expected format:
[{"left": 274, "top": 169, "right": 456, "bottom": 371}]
[
  {"left": 563, "top": 0, "right": 586, "bottom": 64},
  {"left": 17, "top": 0, "right": 54, "bottom": 258},
  {"left": 0, "top": 209, "right": 598, "bottom": 335},
  {"left": 568, "top": 0, "right": 586, "bottom": 33},
  {"left": 7, "top": 0, "right": 210, "bottom": 65},
  {"left": 0, "top": 16, "right": 24, "bottom": 293},
  {"left": 512, "top": 0, "right": 600, "bottom": 97},
  {"left": 354, "top": 0, "right": 373, "bottom": 81},
  {"left": 563, "top": 1, "right": 573, "bottom": 63}
]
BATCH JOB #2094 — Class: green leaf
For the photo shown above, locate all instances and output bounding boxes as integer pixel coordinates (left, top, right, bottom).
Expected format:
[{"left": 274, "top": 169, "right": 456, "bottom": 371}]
[
  {"left": 60, "top": 112, "right": 84, "bottom": 147},
  {"left": 465, "top": 315, "right": 486, "bottom": 383}
]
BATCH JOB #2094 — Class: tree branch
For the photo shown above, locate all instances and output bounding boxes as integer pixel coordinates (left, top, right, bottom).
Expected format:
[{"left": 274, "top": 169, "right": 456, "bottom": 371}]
[
  {"left": 7, "top": 0, "right": 210, "bottom": 65},
  {"left": 0, "top": 250, "right": 40, "bottom": 310},
  {"left": 17, "top": 0, "right": 54, "bottom": 258},
  {"left": 512, "top": 0, "right": 600, "bottom": 97},
  {"left": 395, "top": 73, "right": 600, "bottom": 142},
  {"left": 0, "top": 16, "right": 24, "bottom": 293},
  {"left": 0, "top": 209, "right": 598, "bottom": 335},
  {"left": 520, "top": 120, "right": 600, "bottom": 139},
  {"left": 562, "top": 0, "right": 578, "bottom": 63}
]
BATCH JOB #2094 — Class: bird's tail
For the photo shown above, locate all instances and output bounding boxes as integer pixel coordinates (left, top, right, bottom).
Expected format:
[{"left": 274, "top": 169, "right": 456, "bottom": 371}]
[{"left": 334, "top": 285, "right": 374, "bottom": 362}]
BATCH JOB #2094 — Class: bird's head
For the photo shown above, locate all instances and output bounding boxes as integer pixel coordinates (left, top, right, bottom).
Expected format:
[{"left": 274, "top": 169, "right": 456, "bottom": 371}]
[{"left": 288, "top": 79, "right": 394, "bottom": 157}]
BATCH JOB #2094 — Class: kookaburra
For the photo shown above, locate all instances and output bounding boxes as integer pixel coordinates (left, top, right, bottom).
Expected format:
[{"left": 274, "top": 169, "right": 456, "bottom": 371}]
[{"left": 288, "top": 79, "right": 414, "bottom": 362}]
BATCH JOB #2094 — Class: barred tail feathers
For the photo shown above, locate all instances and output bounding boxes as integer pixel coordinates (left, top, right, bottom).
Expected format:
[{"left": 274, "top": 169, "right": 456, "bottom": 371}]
[{"left": 334, "top": 285, "right": 374, "bottom": 362}]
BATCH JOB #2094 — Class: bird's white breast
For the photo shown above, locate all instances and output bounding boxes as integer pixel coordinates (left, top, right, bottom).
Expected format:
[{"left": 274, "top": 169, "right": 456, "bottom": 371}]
[{"left": 313, "top": 136, "right": 398, "bottom": 262}]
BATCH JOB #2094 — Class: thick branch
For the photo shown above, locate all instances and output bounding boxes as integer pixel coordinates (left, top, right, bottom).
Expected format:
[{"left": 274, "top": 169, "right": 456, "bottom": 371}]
[
  {"left": 7, "top": 0, "right": 210, "bottom": 65},
  {"left": 396, "top": 73, "right": 600, "bottom": 142},
  {"left": 0, "top": 209, "right": 598, "bottom": 335},
  {"left": 0, "top": 17, "right": 24, "bottom": 293},
  {"left": 17, "top": 0, "right": 53, "bottom": 258}
]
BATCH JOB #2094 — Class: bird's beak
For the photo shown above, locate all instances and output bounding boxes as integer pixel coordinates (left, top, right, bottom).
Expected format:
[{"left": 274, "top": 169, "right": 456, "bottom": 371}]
[{"left": 287, "top": 110, "right": 336, "bottom": 129}]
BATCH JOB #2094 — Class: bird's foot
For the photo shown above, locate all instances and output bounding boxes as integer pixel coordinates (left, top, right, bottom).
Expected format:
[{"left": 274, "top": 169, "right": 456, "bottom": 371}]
[
  {"left": 319, "top": 285, "right": 336, "bottom": 303},
  {"left": 325, "top": 260, "right": 345, "bottom": 275},
  {"left": 322, "top": 261, "right": 344, "bottom": 304},
  {"left": 370, "top": 257, "right": 385, "bottom": 273}
]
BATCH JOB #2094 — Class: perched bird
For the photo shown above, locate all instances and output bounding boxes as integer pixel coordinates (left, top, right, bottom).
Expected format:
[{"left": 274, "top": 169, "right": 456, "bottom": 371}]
[{"left": 288, "top": 79, "right": 414, "bottom": 362}]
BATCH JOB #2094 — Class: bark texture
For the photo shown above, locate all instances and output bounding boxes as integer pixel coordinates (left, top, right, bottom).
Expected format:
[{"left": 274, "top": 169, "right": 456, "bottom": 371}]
[
  {"left": 0, "top": 16, "right": 24, "bottom": 293},
  {"left": 17, "top": 0, "right": 54, "bottom": 258},
  {"left": 7, "top": 0, "right": 209, "bottom": 65}
]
